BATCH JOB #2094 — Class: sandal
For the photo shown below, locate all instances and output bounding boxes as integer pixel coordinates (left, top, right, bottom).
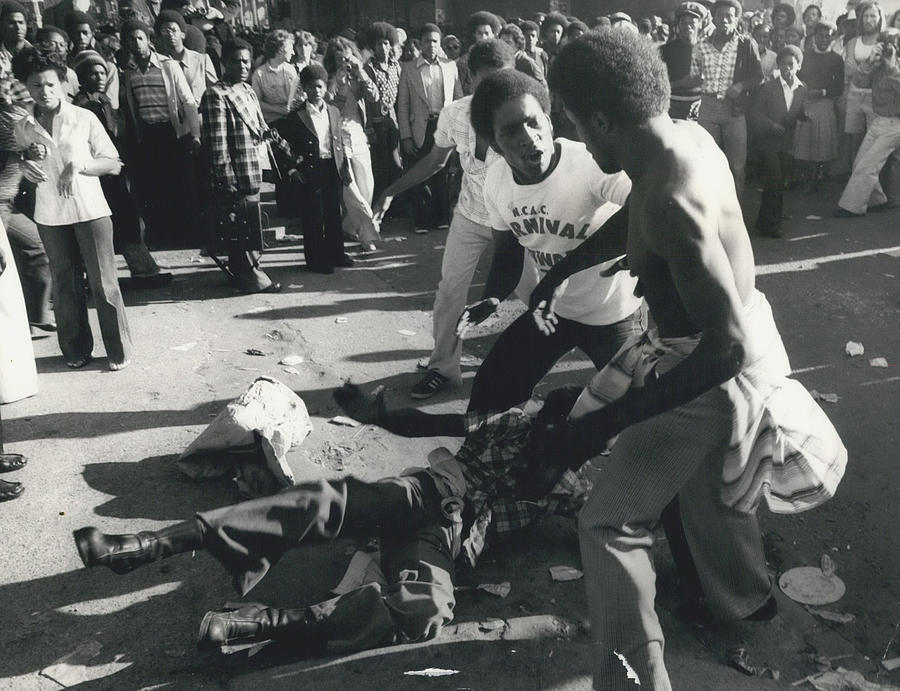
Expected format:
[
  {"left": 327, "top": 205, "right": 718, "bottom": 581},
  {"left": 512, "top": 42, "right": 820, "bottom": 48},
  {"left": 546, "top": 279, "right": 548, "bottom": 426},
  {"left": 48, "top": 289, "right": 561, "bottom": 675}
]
[
  {"left": 0, "top": 453, "right": 27, "bottom": 473},
  {"left": 109, "top": 359, "right": 131, "bottom": 371}
]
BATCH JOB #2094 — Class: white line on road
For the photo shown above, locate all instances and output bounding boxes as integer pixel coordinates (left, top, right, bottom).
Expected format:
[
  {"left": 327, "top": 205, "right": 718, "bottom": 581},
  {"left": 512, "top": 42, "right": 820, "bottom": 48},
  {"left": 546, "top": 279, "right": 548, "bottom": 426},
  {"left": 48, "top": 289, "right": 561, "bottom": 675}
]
[{"left": 757, "top": 246, "right": 900, "bottom": 275}]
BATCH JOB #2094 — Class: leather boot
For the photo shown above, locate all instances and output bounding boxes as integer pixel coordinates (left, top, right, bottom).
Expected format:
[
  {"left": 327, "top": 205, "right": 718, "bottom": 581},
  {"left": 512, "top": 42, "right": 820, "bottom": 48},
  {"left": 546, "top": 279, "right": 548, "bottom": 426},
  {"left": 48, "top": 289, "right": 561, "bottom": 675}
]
[
  {"left": 73, "top": 519, "right": 205, "bottom": 575},
  {"left": 197, "top": 604, "right": 316, "bottom": 651}
]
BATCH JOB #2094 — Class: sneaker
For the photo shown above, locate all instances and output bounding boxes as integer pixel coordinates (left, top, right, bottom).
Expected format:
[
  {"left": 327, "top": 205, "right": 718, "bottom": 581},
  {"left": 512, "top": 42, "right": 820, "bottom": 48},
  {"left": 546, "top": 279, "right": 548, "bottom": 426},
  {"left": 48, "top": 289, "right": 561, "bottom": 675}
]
[{"left": 410, "top": 370, "right": 450, "bottom": 399}]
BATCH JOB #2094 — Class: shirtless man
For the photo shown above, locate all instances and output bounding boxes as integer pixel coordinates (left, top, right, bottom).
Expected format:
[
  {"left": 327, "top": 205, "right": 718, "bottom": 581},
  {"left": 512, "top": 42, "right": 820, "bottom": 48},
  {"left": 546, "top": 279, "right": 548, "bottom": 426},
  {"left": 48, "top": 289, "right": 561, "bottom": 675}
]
[{"left": 543, "top": 31, "right": 792, "bottom": 689}]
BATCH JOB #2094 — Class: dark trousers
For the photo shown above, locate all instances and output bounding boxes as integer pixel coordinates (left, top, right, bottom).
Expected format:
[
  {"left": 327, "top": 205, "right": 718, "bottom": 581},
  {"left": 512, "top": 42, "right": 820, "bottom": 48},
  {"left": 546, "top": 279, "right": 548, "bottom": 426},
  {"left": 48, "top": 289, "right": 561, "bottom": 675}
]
[
  {"left": 756, "top": 150, "right": 787, "bottom": 236},
  {"left": 407, "top": 118, "right": 450, "bottom": 228},
  {"left": 0, "top": 203, "right": 52, "bottom": 325},
  {"left": 468, "top": 309, "right": 644, "bottom": 413},
  {"left": 369, "top": 117, "right": 402, "bottom": 203},
  {"left": 38, "top": 217, "right": 132, "bottom": 364},
  {"left": 130, "top": 123, "right": 199, "bottom": 249},
  {"left": 197, "top": 472, "right": 456, "bottom": 651},
  {"left": 297, "top": 160, "right": 344, "bottom": 269}
]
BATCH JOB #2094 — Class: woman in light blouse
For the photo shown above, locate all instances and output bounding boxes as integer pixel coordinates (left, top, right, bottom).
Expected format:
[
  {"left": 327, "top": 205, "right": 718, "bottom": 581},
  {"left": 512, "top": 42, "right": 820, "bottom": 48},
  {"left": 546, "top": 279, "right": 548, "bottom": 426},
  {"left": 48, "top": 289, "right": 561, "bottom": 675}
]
[
  {"left": 251, "top": 29, "right": 299, "bottom": 125},
  {"left": 13, "top": 47, "right": 131, "bottom": 371}
]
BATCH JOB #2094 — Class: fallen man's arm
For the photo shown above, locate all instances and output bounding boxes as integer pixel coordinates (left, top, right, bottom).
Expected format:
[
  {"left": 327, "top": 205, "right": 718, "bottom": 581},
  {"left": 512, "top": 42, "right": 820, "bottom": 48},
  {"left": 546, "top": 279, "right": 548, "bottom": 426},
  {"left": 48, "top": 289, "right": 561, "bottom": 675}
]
[{"left": 334, "top": 383, "right": 466, "bottom": 437}]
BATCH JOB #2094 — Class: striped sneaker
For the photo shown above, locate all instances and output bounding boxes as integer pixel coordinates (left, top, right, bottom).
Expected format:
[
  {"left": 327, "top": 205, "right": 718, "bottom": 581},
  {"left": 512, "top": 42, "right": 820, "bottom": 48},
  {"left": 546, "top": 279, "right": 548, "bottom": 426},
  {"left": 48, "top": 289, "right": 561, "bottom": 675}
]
[{"left": 410, "top": 370, "right": 450, "bottom": 399}]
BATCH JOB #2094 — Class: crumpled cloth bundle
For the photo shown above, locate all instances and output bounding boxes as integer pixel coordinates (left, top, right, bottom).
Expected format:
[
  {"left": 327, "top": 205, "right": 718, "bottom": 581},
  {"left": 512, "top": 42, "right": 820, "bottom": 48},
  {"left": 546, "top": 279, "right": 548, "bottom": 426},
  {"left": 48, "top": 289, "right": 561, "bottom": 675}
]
[{"left": 177, "top": 376, "right": 312, "bottom": 489}]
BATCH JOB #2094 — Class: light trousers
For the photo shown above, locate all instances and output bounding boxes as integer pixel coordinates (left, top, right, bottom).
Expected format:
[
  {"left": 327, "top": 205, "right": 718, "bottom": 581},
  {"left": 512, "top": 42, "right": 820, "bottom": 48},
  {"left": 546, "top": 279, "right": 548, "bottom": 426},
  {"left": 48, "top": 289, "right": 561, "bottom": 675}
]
[
  {"left": 698, "top": 95, "right": 748, "bottom": 204},
  {"left": 427, "top": 212, "right": 494, "bottom": 383},
  {"left": 38, "top": 217, "right": 132, "bottom": 364},
  {"left": 837, "top": 114, "right": 900, "bottom": 214}
]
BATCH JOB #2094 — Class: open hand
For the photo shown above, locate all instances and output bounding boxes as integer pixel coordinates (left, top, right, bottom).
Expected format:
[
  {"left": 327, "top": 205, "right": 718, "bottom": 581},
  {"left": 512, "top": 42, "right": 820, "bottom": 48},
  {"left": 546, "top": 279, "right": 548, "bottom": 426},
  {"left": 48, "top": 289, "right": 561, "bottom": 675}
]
[
  {"left": 455, "top": 297, "right": 499, "bottom": 337},
  {"left": 529, "top": 277, "right": 568, "bottom": 336},
  {"left": 57, "top": 162, "right": 78, "bottom": 197},
  {"left": 333, "top": 382, "right": 386, "bottom": 426},
  {"left": 372, "top": 193, "right": 393, "bottom": 223}
]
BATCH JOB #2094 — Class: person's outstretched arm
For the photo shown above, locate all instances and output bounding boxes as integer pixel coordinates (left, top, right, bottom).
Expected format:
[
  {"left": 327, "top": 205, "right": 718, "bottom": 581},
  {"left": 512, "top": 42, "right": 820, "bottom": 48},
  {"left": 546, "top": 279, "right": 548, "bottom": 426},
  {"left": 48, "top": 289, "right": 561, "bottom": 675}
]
[{"left": 334, "top": 383, "right": 466, "bottom": 437}]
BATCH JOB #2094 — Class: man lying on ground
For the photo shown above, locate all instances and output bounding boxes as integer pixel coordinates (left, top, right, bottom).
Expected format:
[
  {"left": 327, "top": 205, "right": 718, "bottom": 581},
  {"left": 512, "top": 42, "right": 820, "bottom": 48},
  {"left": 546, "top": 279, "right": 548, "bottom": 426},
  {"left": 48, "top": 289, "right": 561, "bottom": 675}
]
[{"left": 72, "top": 383, "right": 590, "bottom": 655}]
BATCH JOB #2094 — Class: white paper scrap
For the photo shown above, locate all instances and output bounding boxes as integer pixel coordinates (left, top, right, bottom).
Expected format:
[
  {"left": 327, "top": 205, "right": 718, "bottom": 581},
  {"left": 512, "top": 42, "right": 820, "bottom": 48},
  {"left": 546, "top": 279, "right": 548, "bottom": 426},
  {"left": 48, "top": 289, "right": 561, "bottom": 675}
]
[
  {"left": 845, "top": 341, "right": 865, "bottom": 357},
  {"left": 404, "top": 668, "right": 460, "bottom": 677}
]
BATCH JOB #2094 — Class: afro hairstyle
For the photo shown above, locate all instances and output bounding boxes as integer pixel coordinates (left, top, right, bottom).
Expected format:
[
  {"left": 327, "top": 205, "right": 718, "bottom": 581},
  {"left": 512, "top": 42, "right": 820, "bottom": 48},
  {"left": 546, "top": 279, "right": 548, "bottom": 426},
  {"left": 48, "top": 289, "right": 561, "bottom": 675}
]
[{"left": 548, "top": 30, "right": 670, "bottom": 125}]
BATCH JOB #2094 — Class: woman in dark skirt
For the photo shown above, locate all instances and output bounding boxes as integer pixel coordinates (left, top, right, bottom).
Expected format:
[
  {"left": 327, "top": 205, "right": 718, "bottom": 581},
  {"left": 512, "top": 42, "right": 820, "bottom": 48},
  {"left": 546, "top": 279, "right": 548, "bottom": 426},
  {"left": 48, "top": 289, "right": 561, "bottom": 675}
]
[{"left": 795, "top": 22, "right": 844, "bottom": 193}]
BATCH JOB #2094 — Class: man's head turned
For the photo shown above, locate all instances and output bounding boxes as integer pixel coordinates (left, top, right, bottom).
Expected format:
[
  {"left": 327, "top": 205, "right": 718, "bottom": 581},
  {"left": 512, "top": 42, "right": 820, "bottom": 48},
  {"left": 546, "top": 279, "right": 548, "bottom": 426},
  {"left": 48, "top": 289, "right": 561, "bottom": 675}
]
[{"left": 548, "top": 30, "right": 669, "bottom": 171}]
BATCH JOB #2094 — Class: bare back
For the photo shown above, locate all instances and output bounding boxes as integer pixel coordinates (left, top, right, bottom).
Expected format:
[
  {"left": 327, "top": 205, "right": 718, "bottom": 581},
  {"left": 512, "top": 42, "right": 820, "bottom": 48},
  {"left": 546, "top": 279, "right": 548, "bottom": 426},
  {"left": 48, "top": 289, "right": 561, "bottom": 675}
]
[{"left": 627, "top": 120, "right": 756, "bottom": 337}]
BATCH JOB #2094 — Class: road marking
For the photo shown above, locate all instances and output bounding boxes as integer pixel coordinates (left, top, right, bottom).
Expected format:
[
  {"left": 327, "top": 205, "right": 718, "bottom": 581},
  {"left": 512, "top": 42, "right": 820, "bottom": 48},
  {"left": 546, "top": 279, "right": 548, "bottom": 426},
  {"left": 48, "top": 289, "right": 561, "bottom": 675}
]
[
  {"left": 788, "top": 233, "right": 829, "bottom": 242},
  {"left": 757, "top": 245, "right": 900, "bottom": 275}
]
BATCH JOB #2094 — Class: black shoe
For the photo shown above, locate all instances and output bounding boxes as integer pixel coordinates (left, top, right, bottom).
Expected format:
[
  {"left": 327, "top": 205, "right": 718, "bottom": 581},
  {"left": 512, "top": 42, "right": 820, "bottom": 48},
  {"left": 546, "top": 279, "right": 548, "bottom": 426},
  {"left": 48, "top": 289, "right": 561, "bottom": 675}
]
[
  {"left": 129, "top": 272, "right": 174, "bottom": 288},
  {"left": 197, "top": 604, "right": 313, "bottom": 651},
  {"left": 307, "top": 264, "right": 334, "bottom": 274},
  {"left": 833, "top": 207, "right": 863, "bottom": 218},
  {"left": 334, "top": 253, "right": 355, "bottom": 268},
  {"left": 0, "top": 453, "right": 27, "bottom": 473},
  {"left": 0, "top": 479, "right": 23, "bottom": 501},
  {"left": 74, "top": 527, "right": 161, "bottom": 574},
  {"left": 73, "top": 521, "right": 204, "bottom": 574}
]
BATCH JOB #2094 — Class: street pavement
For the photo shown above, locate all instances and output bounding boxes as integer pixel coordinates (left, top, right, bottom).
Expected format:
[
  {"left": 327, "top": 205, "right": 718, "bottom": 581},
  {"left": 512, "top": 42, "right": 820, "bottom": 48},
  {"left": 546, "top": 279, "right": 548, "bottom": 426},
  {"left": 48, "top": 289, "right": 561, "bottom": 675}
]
[{"left": 1, "top": 178, "right": 898, "bottom": 689}]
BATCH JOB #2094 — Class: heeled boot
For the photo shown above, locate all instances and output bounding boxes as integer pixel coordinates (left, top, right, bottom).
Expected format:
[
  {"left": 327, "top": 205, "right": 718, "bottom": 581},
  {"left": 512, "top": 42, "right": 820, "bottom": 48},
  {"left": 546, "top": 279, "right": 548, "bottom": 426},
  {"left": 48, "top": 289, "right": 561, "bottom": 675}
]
[
  {"left": 197, "top": 604, "right": 317, "bottom": 651},
  {"left": 73, "top": 519, "right": 205, "bottom": 574}
]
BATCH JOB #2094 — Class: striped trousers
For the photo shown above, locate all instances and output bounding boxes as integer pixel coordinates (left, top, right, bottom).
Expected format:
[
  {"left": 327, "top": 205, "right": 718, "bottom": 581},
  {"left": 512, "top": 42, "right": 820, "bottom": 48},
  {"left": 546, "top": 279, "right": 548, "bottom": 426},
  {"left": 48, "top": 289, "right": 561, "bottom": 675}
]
[{"left": 578, "top": 367, "right": 775, "bottom": 689}]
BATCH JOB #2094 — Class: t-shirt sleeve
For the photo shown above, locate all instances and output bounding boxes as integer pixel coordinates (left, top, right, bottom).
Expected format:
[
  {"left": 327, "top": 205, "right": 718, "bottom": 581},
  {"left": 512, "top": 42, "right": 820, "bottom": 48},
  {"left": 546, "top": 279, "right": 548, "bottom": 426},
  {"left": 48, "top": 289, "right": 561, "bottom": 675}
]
[
  {"left": 433, "top": 101, "right": 456, "bottom": 149},
  {"left": 483, "top": 161, "right": 508, "bottom": 230},
  {"left": 589, "top": 170, "right": 632, "bottom": 206}
]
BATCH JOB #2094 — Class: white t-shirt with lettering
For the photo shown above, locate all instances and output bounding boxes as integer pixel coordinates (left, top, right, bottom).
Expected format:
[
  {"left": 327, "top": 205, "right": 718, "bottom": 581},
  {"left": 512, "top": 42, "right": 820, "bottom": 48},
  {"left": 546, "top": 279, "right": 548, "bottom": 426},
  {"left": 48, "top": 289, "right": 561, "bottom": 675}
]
[{"left": 483, "top": 138, "right": 641, "bottom": 326}]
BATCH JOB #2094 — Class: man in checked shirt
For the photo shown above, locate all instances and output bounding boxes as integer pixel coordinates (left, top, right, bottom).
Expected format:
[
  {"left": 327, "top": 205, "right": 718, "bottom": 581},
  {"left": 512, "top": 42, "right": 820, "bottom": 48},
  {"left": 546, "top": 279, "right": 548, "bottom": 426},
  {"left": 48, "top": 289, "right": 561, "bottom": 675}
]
[
  {"left": 199, "top": 39, "right": 289, "bottom": 293},
  {"left": 688, "top": 0, "right": 762, "bottom": 205},
  {"left": 72, "top": 382, "right": 592, "bottom": 655}
]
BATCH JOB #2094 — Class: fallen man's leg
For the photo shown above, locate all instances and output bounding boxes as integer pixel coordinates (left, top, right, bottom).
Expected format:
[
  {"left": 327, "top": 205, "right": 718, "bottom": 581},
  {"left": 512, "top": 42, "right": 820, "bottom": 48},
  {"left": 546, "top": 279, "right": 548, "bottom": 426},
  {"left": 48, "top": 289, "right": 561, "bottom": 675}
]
[
  {"left": 74, "top": 471, "right": 443, "bottom": 595},
  {"left": 197, "top": 520, "right": 457, "bottom": 655}
]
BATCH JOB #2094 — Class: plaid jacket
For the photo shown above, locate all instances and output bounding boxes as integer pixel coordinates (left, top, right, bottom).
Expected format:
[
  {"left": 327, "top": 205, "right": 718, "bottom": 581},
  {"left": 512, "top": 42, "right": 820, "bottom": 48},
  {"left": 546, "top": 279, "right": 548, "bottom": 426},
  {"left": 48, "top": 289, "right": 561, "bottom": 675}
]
[
  {"left": 454, "top": 409, "right": 593, "bottom": 567},
  {"left": 200, "top": 81, "right": 291, "bottom": 196}
]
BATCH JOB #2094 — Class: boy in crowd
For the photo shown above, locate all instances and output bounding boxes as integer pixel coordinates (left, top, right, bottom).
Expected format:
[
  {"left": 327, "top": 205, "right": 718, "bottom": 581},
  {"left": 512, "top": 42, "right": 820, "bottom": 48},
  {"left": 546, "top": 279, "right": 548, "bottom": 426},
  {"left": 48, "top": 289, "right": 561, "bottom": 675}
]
[
  {"left": 751, "top": 45, "right": 807, "bottom": 236},
  {"left": 273, "top": 63, "right": 354, "bottom": 274}
]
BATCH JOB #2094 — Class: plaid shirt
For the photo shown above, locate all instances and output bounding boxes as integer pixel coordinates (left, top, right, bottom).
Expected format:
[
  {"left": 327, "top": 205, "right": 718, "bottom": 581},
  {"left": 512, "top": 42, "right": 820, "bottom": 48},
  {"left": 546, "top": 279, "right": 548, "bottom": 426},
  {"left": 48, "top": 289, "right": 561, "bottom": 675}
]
[
  {"left": 200, "top": 80, "right": 292, "bottom": 196},
  {"left": 365, "top": 57, "right": 400, "bottom": 119},
  {"left": 455, "top": 409, "right": 593, "bottom": 566},
  {"left": 691, "top": 32, "right": 740, "bottom": 98}
]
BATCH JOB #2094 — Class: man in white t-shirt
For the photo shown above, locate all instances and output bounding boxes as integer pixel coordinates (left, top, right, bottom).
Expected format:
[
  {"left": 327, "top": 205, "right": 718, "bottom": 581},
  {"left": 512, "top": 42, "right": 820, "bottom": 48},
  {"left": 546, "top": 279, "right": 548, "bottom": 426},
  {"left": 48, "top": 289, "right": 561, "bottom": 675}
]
[
  {"left": 458, "top": 69, "right": 643, "bottom": 412},
  {"left": 373, "top": 40, "right": 515, "bottom": 399}
]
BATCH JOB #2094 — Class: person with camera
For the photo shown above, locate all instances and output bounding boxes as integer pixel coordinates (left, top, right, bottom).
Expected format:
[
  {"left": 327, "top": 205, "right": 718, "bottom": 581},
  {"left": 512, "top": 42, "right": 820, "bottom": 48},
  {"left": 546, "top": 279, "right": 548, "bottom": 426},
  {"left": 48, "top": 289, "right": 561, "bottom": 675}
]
[
  {"left": 835, "top": 28, "right": 900, "bottom": 216},
  {"left": 200, "top": 39, "right": 288, "bottom": 293}
]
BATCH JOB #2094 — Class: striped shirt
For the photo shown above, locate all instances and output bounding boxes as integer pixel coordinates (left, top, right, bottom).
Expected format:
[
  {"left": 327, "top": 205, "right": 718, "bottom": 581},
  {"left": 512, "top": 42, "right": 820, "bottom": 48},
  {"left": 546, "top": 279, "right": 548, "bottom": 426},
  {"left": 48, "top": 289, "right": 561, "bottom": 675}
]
[
  {"left": 691, "top": 33, "right": 740, "bottom": 98},
  {"left": 433, "top": 95, "right": 498, "bottom": 226},
  {"left": 128, "top": 55, "right": 169, "bottom": 124}
]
